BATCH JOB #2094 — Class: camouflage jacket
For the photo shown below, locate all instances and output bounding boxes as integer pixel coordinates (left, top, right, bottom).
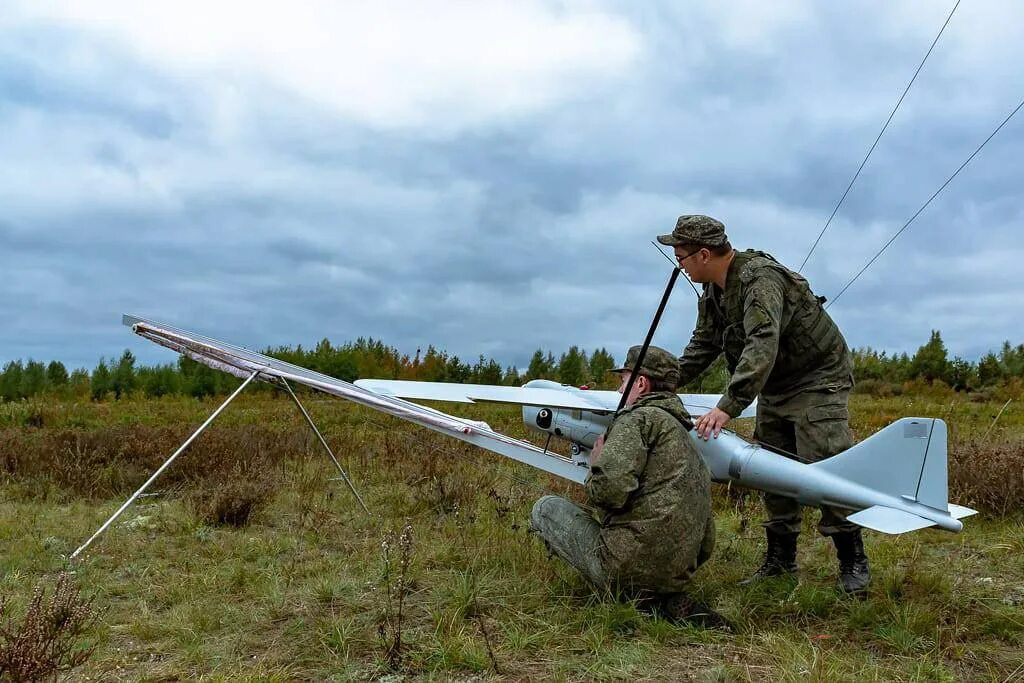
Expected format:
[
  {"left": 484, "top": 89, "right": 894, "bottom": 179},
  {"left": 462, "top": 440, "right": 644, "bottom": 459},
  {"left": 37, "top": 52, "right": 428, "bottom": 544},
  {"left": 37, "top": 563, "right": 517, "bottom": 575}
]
[
  {"left": 678, "top": 250, "right": 854, "bottom": 418},
  {"left": 586, "top": 392, "right": 713, "bottom": 592}
]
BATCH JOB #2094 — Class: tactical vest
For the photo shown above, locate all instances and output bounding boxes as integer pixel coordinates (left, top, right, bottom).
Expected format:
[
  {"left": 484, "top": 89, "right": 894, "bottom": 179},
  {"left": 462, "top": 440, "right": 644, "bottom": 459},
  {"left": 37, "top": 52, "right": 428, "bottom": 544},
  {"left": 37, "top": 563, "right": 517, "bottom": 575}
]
[{"left": 708, "top": 250, "right": 848, "bottom": 378}]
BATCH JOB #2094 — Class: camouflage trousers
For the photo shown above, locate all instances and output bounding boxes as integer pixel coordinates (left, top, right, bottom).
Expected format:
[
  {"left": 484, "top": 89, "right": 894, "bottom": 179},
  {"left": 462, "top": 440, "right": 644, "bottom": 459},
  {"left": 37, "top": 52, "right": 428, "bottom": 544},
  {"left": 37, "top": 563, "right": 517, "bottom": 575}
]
[
  {"left": 755, "top": 390, "right": 858, "bottom": 536},
  {"left": 528, "top": 495, "right": 714, "bottom": 596},
  {"left": 529, "top": 496, "right": 609, "bottom": 590}
]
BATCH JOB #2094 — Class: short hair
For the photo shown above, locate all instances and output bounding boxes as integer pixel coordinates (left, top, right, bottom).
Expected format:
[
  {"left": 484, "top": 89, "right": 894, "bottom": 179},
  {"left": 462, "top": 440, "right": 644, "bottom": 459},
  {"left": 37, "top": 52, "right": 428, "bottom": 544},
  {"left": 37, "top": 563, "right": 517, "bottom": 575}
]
[
  {"left": 681, "top": 241, "right": 732, "bottom": 258},
  {"left": 645, "top": 375, "right": 677, "bottom": 393}
]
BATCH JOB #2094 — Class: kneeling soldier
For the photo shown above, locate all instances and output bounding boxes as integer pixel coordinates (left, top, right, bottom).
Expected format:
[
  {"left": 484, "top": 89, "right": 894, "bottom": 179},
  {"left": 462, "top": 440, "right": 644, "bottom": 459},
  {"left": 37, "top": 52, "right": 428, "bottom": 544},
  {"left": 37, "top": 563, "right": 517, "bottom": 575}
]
[{"left": 530, "top": 345, "right": 726, "bottom": 628}]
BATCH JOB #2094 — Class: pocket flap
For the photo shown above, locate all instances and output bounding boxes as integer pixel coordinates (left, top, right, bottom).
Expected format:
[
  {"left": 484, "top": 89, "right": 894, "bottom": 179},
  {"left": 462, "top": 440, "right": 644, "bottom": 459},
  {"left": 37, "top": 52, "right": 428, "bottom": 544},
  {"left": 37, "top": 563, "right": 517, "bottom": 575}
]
[{"left": 806, "top": 404, "right": 848, "bottom": 423}]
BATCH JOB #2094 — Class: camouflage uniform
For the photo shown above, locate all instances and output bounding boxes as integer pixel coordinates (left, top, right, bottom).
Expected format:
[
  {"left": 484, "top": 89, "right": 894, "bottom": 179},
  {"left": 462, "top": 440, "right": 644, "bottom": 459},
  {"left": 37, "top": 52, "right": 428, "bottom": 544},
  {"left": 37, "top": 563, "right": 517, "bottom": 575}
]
[
  {"left": 658, "top": 215, "right": 858, "bottom": 536},
  {"left": 530, "top": 346, "right": 715, "bottom": 596}
]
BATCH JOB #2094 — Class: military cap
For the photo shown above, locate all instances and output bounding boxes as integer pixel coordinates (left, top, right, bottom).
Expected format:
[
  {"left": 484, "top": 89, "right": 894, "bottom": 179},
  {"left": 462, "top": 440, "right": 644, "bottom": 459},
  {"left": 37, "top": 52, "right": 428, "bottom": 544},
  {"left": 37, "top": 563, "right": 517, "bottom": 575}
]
[
  {"left": 612, "top": 345, "right": 680, "bottom": 387},
  {"left": 656, "top": 214, "right": 728, "bottom": 248}
]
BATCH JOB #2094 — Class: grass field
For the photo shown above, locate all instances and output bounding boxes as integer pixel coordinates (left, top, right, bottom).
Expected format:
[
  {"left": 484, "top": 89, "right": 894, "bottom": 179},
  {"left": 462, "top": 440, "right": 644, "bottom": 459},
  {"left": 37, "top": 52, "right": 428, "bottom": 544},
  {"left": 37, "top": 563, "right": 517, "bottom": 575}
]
[{"left": 1, "top": 392, "right": 1022, "bottom": 681}]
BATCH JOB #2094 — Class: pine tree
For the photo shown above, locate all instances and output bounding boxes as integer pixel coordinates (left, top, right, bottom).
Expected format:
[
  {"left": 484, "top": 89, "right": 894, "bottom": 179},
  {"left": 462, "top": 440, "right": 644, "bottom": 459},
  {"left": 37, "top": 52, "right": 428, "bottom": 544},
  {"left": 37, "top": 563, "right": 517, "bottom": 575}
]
[
  {"left": 68, "top": 368, "right": 91, "bottom": 398},
  {"left": 502, "top": 365, "right": 522, "bottom": 386},
  {"left": 417, "top": 346, "right": 449, "bottom": 381},
  {"left": 90, "top": 359, "right": 111, "bottom": 401},
  {"left": 188, "top": 363, "right": 218, "bottom": 398},
  {"left": 111, "top": 350, "right": 137, "bottom": 399},
  {"left": 558, "top": 346, "right": 586, "bottom": 387},
  {"left": 444, "top": 355, "right": 471, "bottom": 383},
  {"left": 894, "top": 352, "right": 912, "bottom": 382},
  {"left": 852, "top": 347, "right": 887, "bottom": 382},
  {"left": 588, "top": 348, "right": 617, "bottom": 388},
  {"left": 0, "top": 361, "right": 25, "bottom": 401},
  {"left": 977, "top": 352, "right": 1003, "bottom": 386},
  {"left": 999, "top": 341, "right": 1024, "bottom": 378},
  {"left": 525, "top": 350, "right": 551, "bottom": 381},
  {"left": 140, "top": 364, "right": 181, "bottom": 398},
  {"left": 948, "top": 356, "right": 975, "bottom": 391},
  {"left": 910, "top": 330, "right": 951, "bottom": 384},
  {"left": 46, "top": 361, "right": 69, "bottom": 388},
  {"left": 472, "top": 355, "right": 503, "bottom": 385},
  {"left": 22, "top": 360, "right": 47, "bottom": 397},
  {"left": 316, "top": 339, "right": 359, "bottom": 382}
]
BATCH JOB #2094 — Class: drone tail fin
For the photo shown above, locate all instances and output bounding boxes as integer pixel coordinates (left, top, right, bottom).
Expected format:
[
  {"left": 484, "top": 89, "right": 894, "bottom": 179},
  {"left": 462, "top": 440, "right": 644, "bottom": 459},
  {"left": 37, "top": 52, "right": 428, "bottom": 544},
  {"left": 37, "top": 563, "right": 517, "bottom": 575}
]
[{"left": 814, "top": 418, "right": 976, "bottom": 532}]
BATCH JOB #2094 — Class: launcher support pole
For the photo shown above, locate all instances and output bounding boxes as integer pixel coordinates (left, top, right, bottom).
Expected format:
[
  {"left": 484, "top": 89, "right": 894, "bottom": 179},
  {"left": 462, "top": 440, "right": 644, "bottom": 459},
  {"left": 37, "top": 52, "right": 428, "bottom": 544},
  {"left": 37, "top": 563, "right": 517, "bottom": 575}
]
[
  {"left": 280, "top": 379, "right": 371, "bottom": 516},
  {"left": 70, "top": 370, "right": 260, "bottom": 560}
]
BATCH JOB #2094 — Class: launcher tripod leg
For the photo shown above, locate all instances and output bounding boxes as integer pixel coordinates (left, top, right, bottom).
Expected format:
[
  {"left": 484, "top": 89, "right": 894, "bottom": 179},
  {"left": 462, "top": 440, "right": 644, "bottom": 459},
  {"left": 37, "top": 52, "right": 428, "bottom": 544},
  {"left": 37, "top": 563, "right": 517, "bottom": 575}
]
[
  {"left": 280, "top": 379, "right": 371, "bottom": 516},
  {"left": 70, "top": 370, "right": 260, "bottom": 560}
]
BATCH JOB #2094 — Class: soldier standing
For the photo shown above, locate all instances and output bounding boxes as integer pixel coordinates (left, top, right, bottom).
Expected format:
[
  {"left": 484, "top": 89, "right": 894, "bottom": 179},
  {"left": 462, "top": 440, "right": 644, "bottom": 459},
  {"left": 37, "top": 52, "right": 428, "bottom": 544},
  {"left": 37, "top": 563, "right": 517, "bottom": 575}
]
[
  {"left": 529, "top": 345, "right": 726, "bottom": 627},
  {"left": 657, "top": 215, "right": 870, "bottom": 594}
]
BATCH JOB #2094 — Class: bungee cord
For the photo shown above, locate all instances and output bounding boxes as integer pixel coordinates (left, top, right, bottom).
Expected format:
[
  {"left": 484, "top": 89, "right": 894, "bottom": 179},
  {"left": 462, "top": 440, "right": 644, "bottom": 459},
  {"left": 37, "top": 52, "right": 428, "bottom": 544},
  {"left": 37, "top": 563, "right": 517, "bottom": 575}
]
[
  {"left": 800, "top": 0, "right": 962, "bottom": 273},
  {"left": 827, "top": 96, "right": 1024, "bottom": 308}
]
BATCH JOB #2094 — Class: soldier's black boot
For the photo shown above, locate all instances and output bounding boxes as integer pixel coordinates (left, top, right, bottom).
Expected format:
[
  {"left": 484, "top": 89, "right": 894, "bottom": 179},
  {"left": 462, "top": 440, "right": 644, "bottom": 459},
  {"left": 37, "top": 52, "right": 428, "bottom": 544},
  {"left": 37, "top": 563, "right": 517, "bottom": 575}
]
[
  {"left": 739, "top": 529, "right": 798, "bottom": 585},
  {"left": 656, "top": 593, "right": 733, "bottom": 632},
  {"left": 831, "top": 529, "right": 870, "bottom": 595}
]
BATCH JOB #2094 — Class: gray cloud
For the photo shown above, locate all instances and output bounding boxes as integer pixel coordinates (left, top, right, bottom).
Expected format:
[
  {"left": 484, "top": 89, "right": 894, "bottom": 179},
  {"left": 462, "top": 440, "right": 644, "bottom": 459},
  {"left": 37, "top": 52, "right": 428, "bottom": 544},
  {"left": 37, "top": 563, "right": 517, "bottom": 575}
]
[{"left": 1, "top": 1, "right": 1022, "bottom": 374}]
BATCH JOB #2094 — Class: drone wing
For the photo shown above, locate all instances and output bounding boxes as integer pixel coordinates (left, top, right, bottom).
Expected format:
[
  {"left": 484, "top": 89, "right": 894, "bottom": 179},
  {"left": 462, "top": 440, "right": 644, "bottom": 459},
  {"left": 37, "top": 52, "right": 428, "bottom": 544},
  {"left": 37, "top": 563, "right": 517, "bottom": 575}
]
[
  {"left": 353, "top": 379, "right": 612, "bottom": 411},
  {"left": 354, "top": 379, "right": 757, "bottom": 419},
  {"left": 123, "top": 315, "right": 588, "bottom": 484}
]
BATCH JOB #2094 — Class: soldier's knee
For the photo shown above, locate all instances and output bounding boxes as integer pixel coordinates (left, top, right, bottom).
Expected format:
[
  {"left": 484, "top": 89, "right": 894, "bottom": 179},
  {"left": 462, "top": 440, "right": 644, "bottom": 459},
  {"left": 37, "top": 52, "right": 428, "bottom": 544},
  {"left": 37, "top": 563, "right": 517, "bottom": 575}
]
[{"left": 530, "top": 495, "right": 560, "bottom": 531}]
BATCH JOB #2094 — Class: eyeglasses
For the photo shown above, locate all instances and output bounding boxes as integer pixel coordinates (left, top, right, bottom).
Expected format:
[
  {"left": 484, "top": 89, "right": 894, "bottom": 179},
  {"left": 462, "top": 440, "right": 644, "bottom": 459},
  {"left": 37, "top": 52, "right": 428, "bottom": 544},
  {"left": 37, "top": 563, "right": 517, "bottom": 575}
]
[{"left": 676, "top": 249, "right": 704, "bottom": 264}]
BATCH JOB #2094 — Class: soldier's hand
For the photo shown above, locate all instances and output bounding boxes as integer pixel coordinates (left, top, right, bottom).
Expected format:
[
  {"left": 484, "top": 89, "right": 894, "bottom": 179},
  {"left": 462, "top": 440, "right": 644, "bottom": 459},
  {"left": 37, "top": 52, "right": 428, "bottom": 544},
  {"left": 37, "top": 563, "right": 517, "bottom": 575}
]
[
  {"left": 590, "top": 434, "right": 606, "bottom": 465},
  {"left": 695, "top": 408, "right": 730, "bottom": 440}
]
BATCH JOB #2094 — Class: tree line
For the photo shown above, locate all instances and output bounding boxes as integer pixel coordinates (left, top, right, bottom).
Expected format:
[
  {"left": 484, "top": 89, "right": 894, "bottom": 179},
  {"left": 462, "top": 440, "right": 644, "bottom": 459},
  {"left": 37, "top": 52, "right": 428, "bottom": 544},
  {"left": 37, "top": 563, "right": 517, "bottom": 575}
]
[
  {"left": 1, "top": 329, "right": 1019, "bottom": 403},
  {"left": 850, "top": 330, "right": 1024, "bottom": 395},
  {"left": 0, "top": 338, "right": 618, "bottom": 402}
]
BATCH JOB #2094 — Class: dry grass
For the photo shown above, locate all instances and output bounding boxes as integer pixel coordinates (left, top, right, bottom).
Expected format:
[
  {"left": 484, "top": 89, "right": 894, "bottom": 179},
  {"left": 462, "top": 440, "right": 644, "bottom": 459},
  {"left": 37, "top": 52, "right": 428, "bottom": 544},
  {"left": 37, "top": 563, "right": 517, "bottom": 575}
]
[
  {"left": 0, "top": 572, "right": 98, "bottom": 681},
  {"left": 187, "top": 459, "right": 277, "bottom": 528},
  {"left": 3, "top": 397, "right": 1019, "bottom": 515},
  {"left": 0, "top": 421, "right": 314, "bottom": 503},
  {"left": 950, "top": 438, "right": 1024, "bottom": 515},
  {"left": 0, "top": 393, "right": 1021, "bottom": 679}
]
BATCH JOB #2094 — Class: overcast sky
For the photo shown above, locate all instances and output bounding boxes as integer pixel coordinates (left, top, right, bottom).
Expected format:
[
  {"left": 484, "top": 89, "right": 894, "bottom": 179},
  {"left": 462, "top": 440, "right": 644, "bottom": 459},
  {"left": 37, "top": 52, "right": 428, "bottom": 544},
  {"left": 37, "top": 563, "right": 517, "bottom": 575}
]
[{"left": 2, "top": 0, "right": 1022, "bottom": 372}]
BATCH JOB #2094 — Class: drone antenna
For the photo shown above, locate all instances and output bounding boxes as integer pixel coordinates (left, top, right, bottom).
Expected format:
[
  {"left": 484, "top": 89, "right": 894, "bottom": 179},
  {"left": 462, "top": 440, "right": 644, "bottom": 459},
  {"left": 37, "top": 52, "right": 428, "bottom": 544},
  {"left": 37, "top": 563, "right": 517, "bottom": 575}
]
[
  {"left": 617, "top": 267, "right": 680, "bottom": 412},
  {"left": 651, "top": 241, "right": 701, "bottom": 298}
]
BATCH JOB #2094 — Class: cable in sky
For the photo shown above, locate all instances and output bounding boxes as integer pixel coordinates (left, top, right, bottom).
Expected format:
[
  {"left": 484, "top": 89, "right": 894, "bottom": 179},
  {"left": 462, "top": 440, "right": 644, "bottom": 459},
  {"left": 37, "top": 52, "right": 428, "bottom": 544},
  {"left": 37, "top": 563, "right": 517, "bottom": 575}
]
[
  {"left": 799, "top": 0, "right": 962, "bottom": 273},
  {"left": 651, "top": 241, "right": 701, "bottom": 299},
  {"left": 827, "top": 96, "right": 1024, "bottom": 309}
]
